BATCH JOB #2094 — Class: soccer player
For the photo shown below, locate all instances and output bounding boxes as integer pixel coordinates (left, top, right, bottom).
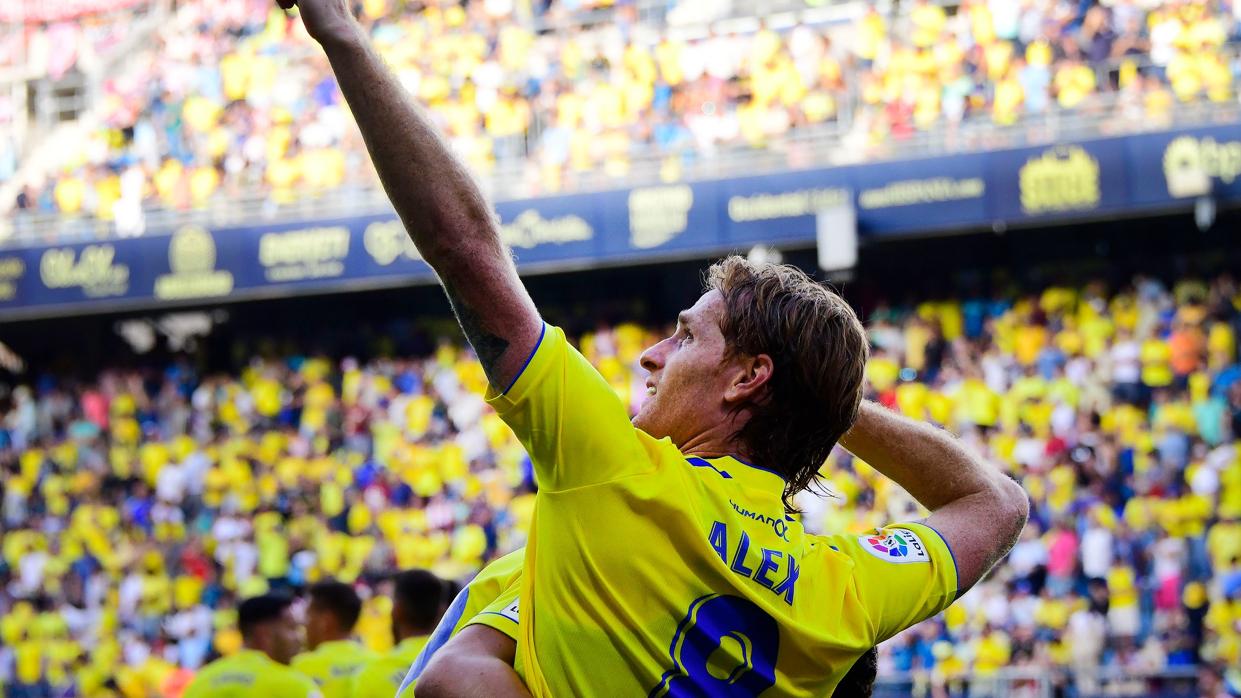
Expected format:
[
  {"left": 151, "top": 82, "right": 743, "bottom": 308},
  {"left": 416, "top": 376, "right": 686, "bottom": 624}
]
[
  {"left": 412, "top": 552, "right": 880, "bottom": 697},
  {"left": 183, "top": 593, "right": 320, "bottom": 698},
  {"left": 395, "top": 550, "right": 524, "bottom": 695},
  {"left": 284, "top": 0, "right": 1030, "bottom": 693},
  {"left": 351, "top": 570, "right": 446, "bottom": 698},
  {"left": 291, "top": 581, "right": 375, "bottom": 697}
]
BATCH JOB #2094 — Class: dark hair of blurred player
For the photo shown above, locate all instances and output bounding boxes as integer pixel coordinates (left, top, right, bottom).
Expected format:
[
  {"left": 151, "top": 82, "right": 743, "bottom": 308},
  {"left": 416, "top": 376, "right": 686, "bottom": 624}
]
[
  {"left": 238, "top": 593, "right": 302, "bottom": 665},
  {"left": 305, "top": 580, "right": 363, "bottom": 650},
  {"left": 835, "top": 647, "right": 878, "bottom": 697},
  {"left": 393, "top": 570, "right": 446, "bottom": 644},
  {"left": 440, "top": 578, "right": 464, "bottom": 615}
]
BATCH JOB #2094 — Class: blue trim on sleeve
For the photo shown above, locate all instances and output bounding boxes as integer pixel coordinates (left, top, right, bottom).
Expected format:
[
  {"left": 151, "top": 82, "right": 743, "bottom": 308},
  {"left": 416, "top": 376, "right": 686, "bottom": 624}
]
[
  {"left": 399, "top": 585, "right": 471, "bottom": 692},
  {"left": 474, "top": 611, "right": 518, "bottom": 623},
  {"left": 918, "top": 522, "right": 962, "bottom": 599},
  {"left": 501, "top": 322, "right": 547, "bottom": 396}
]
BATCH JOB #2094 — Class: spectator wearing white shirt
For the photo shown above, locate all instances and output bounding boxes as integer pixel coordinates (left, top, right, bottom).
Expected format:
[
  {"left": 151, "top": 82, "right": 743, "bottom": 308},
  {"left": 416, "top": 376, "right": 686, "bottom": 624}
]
[{"left": 1080, "top": 509, "right": 1115, "bottom": 581}]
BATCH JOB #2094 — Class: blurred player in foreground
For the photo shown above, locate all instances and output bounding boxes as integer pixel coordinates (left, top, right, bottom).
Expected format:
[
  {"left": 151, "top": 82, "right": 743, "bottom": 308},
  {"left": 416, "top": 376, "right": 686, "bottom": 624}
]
[
  {"left": 183, "top": 594, "right": 320, "bottom": 698},
  {"left": 351, "top": 570, "right": 451, "bottom": 698},
  {"left": 396, "top": 551, "right": 524, "bottom": 694},
  {"left": 291, "top": 581, "right": 375, "bottom": 697},
  {"left": 283, "top": 0, "right": 1030, "bottom": 693},
  {"left": 406, "top": 549, "right": 880, "bottom": 696}
]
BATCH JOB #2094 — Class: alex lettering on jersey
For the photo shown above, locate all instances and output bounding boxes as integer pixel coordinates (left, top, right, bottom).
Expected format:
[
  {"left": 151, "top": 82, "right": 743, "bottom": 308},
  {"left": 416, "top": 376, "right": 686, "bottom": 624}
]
[{"left": 707, "top": 520, "right": 800, "bottom": 605}]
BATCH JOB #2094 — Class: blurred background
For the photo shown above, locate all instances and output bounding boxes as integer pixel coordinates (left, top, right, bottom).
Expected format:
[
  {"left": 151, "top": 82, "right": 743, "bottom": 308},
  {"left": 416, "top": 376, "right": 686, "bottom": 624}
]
[{"left": 0, "top": 0, "right": 1240, "bottom": 695}]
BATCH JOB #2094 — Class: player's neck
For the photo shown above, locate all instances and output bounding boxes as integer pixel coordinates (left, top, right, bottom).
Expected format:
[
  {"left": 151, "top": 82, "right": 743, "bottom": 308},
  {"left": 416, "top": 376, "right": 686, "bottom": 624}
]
[
  {"left": 679, "top": 427, "right": 758, "bottom": 469},
  {"left": 313, "top": 634, "right": 352, "bottom": 649}
]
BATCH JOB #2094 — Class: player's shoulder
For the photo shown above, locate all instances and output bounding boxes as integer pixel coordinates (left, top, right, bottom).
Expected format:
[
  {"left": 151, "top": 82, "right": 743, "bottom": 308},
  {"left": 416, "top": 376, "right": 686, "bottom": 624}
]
[
  {"left": 185, "top": 653, "right": 294, "bottom": 697},
  {"left": 265, "top": 662, "right": 321, "bottom": 695},
  {"left": 473, "top": 548, "right": 525, "bottom": 587},
  {"left": 343, "top": 640, "right": 378, "bottom": 661},
  {"left": 289, "top": 649, "right": 318, "bottom": 672},
  {"left": 352, "top": 653, "right": 389, "bottom": 678},
  {"left": 191, "top": 652, "right": 251, "bottom": 679}
]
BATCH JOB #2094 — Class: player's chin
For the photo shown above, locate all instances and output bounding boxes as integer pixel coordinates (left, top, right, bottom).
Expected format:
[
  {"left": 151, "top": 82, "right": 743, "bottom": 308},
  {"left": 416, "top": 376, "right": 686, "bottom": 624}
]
[{"left": 632, "top": 401, "right": 658, "bottom": 434}]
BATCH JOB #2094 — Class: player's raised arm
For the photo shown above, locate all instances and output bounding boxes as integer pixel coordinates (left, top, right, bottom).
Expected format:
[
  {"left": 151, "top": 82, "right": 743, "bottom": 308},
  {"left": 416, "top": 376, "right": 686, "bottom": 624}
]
[
  {"left": 839, "top": 401, "right": 1030, "bottom": 595},
  {"left": 281, "top": 0, "right": 541, "bottom": 389}
]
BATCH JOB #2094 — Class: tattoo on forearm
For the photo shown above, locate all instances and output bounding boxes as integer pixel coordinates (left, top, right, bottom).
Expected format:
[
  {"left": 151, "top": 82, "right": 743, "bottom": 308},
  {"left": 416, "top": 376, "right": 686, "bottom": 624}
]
[{"left": 443, "top": 280, "right": 510, "bottom": 385}]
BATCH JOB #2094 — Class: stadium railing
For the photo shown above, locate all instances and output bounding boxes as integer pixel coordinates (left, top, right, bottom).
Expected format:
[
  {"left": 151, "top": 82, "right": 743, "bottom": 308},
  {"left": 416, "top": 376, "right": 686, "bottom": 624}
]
[{"left": 874, "top": 665, "right": 1200, "bottom": 698}]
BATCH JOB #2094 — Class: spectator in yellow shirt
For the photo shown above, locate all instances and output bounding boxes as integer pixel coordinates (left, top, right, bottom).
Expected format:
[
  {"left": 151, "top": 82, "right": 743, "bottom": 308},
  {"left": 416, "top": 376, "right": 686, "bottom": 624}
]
[
  {"left": 1141, "top": 336, "right": 1174, "bottom": 389},
  {"left": 993, "top": 64, "right": 1025, "bottom": 125},
  {"left": 910, "top": 0, "right": 947, "bottom": 49},
  {"left": 54, "top": 172, "right": 87, "bottom": 215},
  {"left": 1053, "top": 60, "right": 1097, "bottom": 109}
]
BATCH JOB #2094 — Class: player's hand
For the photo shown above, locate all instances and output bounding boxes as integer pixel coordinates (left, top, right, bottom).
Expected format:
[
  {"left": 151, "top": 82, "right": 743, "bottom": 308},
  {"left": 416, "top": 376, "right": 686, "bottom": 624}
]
[{"left": 276, "top": 0, "right": 359, "bottom": 47}]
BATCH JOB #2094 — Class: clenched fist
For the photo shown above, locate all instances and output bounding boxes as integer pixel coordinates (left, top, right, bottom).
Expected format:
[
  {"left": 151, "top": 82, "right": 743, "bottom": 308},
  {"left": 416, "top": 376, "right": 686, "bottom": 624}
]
[{"left": 276, "top": 0, "right": 360, "bottom": 47}]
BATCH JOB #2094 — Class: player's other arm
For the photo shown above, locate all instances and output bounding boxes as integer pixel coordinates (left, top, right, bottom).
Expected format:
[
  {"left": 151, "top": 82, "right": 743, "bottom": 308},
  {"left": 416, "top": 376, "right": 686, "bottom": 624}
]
[
  {"left": 839, "top": 401, "right": 1029, "bottom": 594},
  {"left": 416, "top": 625, "right": 529, "bottom": 698},
  {"left": 282, "top": 0, "right": 540, "bottom": 388}
]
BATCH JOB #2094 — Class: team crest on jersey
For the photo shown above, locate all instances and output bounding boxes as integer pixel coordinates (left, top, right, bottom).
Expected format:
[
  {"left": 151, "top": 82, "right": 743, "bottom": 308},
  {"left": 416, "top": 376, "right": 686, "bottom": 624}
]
[{"left": 858, "top": 528, "right": 930, "bottom": 564}]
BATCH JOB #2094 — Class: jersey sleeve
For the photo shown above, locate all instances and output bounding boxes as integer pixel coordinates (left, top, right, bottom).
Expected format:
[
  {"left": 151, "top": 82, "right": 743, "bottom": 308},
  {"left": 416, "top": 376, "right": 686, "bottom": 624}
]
[
  {"left": 485, "top": 323, "right": 653, "bottom": 491},
  {"left": 465, "top": 578, "right": 521, "bottom": 640},
  {"left": 830, "top": 522, "right": 960, "bottom": 644}
]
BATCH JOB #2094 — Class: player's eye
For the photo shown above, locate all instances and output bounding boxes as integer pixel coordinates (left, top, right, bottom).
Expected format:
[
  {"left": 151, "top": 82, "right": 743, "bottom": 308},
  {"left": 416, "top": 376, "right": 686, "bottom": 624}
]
[{"left": 681, "top": 329, "right": 693, "bottom": 343}]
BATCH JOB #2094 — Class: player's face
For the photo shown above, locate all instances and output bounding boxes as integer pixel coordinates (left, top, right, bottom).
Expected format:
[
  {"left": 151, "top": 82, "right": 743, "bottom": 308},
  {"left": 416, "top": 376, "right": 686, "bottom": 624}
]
[
  {"left": 304, "top": 599, "right": 329, "bottom": 650},
  {"left": 635, "top": 290, "right": 738, "bottom": 444},
  {"left": 390, "top": 598, "right": 406, "bottom": 644},
  {"left": 268, "top": 607, "right": 303, "bottom": 665}
]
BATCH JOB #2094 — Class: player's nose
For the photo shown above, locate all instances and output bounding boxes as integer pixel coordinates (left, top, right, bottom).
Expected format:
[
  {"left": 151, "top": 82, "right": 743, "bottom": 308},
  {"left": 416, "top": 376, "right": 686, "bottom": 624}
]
[{"left": 639, "top": 338, "right": 669, "bottom": 372}]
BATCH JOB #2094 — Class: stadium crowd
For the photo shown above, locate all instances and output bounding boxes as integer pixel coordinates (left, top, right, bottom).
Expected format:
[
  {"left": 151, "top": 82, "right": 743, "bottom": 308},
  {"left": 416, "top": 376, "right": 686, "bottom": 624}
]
[
  {"left": 8, "top": 0, "right": 1241, "bottom": 219},
  {"left": 0, "top": 269, "right": 1240, "bottom": 695}
]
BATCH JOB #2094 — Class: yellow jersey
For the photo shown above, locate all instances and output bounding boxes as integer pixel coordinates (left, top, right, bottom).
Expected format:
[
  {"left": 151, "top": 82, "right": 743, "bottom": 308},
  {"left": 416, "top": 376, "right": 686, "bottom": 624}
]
[
  {"left": 397, "top": 548, "right": 525, "bottom": 693},
  {"left": 470, "top": 573, "right": 521, "bottom": 643},
  {"left": 183, "top": 649, "right": 320, "bottom": 698},
  {"left": 350, "top": 636, "right": 430, "bottom": 698},
  {"left": 291, "top": 640, "right": 375, "bottom": 698},
  {"left": 488, "top": 324, "right": 960, "bottom": 696}
]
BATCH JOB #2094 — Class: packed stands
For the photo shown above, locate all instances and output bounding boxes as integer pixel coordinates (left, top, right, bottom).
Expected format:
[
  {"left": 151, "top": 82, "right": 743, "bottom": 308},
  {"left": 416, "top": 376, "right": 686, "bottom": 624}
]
[
  {"left": 0, "top": 2, "right": 152, "bottom": 79},
  {"left": 0, "top": 270, "right": 1239, "bottom": 694},
  {"left": 7, "top": 0, "right": 1239, "bottom": 220},
  {"left": 0, "top": 0, "right": 164, "bottom": 217}
]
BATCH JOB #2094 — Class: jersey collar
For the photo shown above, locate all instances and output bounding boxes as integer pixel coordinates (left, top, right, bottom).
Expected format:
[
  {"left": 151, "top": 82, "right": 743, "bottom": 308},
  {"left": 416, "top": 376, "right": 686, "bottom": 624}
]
[
  {"left": 237, "top": 648, "right": 275, "bottom": 663},
  {"left": 313, "top": 639, "right": 361, "bottom": 656},
  {"left": 688, "top": 454, "right": 786, "bottom": 492}
]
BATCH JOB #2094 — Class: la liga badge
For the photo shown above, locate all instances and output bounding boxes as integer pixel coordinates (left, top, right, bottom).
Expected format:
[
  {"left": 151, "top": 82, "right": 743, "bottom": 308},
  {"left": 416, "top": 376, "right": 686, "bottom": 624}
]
[{"left": 858, "top": 528, "right": 930, "bottom": 564}]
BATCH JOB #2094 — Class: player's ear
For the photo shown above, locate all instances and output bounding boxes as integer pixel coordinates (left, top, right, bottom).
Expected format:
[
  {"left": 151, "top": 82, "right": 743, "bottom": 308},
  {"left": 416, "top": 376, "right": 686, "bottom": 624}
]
[{"left": 725, "top": 353, "right": 773, "bottom": 405}]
